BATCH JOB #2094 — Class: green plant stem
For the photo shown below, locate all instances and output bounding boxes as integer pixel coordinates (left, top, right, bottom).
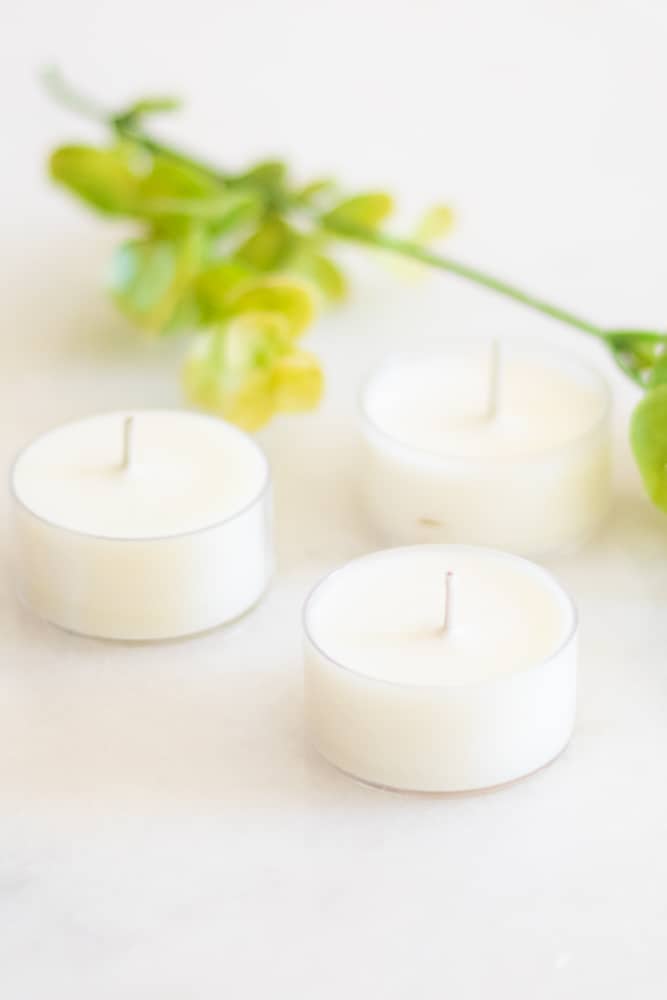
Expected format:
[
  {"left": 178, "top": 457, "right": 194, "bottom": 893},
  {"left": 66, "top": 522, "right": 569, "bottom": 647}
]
[
  {"left": 118, "top": 125, "right": 230, "bottom": 186},
  {"left": 44, "top": 68, "right": 606, "bottom": 342},
  {"left": 323, "top": 220, "right": 605, "bottom": 339},
  {"left": 42, "top": 67, "right": 109, "bottom": 125},
  {"left": 43, "top": 68, "right": 231, "bottom": 186}
]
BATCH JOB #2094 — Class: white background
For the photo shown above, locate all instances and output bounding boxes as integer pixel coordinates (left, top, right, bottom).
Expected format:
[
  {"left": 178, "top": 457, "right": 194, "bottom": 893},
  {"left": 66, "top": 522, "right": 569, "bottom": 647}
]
[{"left": 3, "top": 1, "right": 667, "bottom": 996}]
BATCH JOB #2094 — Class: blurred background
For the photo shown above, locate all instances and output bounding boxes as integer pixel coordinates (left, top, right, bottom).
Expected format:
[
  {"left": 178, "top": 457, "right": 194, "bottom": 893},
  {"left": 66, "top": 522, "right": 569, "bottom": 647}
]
[
  {"left": 4, "top": 0, "right": 667, "bottom": 411},
  {"left": 5, "top": 0, "right": 667, "bottom": 386},
  {"left": 6, "top": 0, "right": 667, "bottom": 491},
  {"left": 3, "top": 2, "right": 667, "bottom": 997},
  {"left": 5, "top": 0, "right": 667, "bottom": 477}
]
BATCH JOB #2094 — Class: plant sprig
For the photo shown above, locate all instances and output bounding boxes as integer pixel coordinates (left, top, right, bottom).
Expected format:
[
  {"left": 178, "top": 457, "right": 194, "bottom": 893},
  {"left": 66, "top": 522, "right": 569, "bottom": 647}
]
[{"left": 44, "top": 69, "right": 667, "bottom": 513}]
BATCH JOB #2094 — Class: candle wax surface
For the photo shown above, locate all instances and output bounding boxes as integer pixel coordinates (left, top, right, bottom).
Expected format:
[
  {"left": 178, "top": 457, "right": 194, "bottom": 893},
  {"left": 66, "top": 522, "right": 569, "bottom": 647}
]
[
  {"left": 306, "top": 547, "right": 574, "bottom": 686},
  {"left": 364, "top": 351, "right": 607, "bottom": 458},
  {"left": 12, "top": 411, "right": 267, "bottom": 539}
]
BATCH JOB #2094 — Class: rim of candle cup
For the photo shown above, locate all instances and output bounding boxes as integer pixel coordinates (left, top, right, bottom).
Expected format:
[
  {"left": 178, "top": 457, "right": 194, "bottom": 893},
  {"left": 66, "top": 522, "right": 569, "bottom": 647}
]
[
  {"left": 302, "top": 544, "right": 578, "bottom": 691},
  {"left": 9, "top": 408, "right": 272, "bottom": 543},
  {"left": 359, "top": 336, "right": 611, "bottom": 465}
]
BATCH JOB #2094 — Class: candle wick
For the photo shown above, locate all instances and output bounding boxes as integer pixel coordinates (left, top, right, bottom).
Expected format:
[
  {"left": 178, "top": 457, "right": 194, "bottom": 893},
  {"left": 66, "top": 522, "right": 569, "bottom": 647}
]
[
  {"left": 442, "top": 571, "right": 454, "bottom": 634},
  {"left": 121, "top": 415, "right": 135, "bottom": 472},
  {"left": 486, "top": 339, "right": 501, "bottom": 421}
]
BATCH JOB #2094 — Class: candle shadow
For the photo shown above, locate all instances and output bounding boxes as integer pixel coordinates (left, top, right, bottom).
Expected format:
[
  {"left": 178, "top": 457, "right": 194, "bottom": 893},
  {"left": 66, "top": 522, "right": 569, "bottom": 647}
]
[
  {"left": 0, "top": 548, "right": 582, "bottom": 817},
  {"left": 304, "top": 740, "right": 577, "bottom": 801}
]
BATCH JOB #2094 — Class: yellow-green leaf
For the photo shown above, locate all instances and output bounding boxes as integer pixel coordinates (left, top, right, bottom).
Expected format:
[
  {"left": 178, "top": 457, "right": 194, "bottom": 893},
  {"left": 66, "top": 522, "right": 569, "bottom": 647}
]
[
  {"left": 227, "top": 277, "right": 316, "bottom": 339},
  {"left": 50, "top": 142, "right": 256, "bottom": 231},
  {"left": 290, "top": 252, "right": 347, "bottom": 303},
  {"left": 183, "top": 313, "right": 323, "bottom": 430},
  {"left": 139, "top": 156, "right": 221, "bottom": 202},
  {"left": 647, "top": 354, "right": 667, "bottom": 388},
  {"left": 414, "top": 204, "right": 455, "bottom": 243},
  {"left": 273, "top": 349, "right": 324, "bottom": 411},
  {"left": 235, "top": 160, "right": 288, "bottom": 191},
  {"left": 607, "top": 330, "right": 667, "bottom": 385},
  {"left": 385, "top": 204, "right": 455, "bottom": 283},
  {"left": 118, "top": 96, "right": 181, "bottom": 121},
  {"left": 137, "top": 158, "right": 260, "bottom": 230},
  {"left": 184, "top": 350, "right": 275, "bottom": 430},
  {"left": 107, "top": 229, "right": 204, "bottom": 333},
  {"left": 235, "top": 215, "right": 294, "bottom": 270},
  {"left": 630, "top": 385, "right": 667, "bottom": 511},
  {"left": 294, "top": 178, "right": 337, "bottom": 208},
  {"left": 323, "top": 192, "right": 394, "bottom": 230},
  {"left": 49, "top": 145, "right": 139, "bottom": 215},
  {"left": 196, "top": 261, "right": 256, "bottom": 318}
]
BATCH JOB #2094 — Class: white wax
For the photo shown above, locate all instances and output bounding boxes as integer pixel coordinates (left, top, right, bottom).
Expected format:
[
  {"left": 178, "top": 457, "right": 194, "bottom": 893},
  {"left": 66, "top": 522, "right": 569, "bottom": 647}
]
[
  {"left": 304, "top": 545, "right": 577, "bottom": 792},
  {"left": 11, "top": 410, "right": 273, "bottom": 640},
  {"left": 361, "top": 340, "right": 611, "bottom": 555},
  {"left": 13, "top": 410, "right": 265, "bottom": 537},
  {"left": 14, "top": 410, "right": 267, "bottom": 538}
]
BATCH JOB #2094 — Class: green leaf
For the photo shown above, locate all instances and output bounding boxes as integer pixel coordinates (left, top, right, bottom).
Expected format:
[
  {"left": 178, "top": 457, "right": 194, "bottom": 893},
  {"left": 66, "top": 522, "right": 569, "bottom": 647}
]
[
  {"left": 273, "top": 349, "right": 324, "bottom": 412},
  {"left": 197, "top": 269, "right": 316, "bottom": 337},
  {"left": 139, "top": 156, "right": 220, "bottom": 202},
  {"left": 139, "top": 192, "right": 260, "bottom": 232},
  {"left": 49, "top": 144, "right": 250, "bottom": 228},
  {"left": 107, "top": 229, "right": 205, "bottom": 333},
  {"left": 323, "top": 192, "right": 394, "bottom": 230},
  {"left": 136, "top": 156, "right": 260, "bottom": 230},
  {"left": 227, "top": 276, "right": 316, "bottom": 338},
  {"left": 289, "top": 252, "right": 347, "bottom": 303},
  {"left": 606, "top": 330, "right": 667, "bottom": 385},
  {"left": 294, "top": 178, "right": 338, "bottom": 208},
  {"left": 297, "top": 179, "right": 335, "bottom": 200},
  {"left": 196, "top": 261, "right": 256, "bottom": 318},
  {"left": 630, "top": 385, "right": 667, "bottom": 511},
  {"left": 117, "top": 96, "right": 181, "bottom": 121},
  {"left": 235, "top": 160, "right": 288, "bottom": 192},
  {"left": 235, "top": 215, "right": 294, "bottom": 270},
  {"left": 647, "top": 353, "right": 667, "bottom": 388},
  {"left": 50, "top": 143, "right": 235, "bottom": 226},
  {"left": 206, "top": 192, "right": 261, "bottom": 235},
  {"left": 49, "top": 145, "right": 138, "bottom": 215},
  {"left": 184, "top": 330, "right": 275, "bottom": 430},
  {"left": 183, "top": 313, "right": 323, "bottom": 430},
  {"left": 414, "top": 204, "right": 455, "bottom": 243}
]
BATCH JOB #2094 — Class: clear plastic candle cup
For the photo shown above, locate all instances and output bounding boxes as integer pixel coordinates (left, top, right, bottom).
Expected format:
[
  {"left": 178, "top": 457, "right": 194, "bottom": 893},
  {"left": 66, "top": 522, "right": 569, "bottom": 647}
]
[
  {"left": 304, "top": 544, "right": 578, "bottom": 793},
  {"left": 360, "top": 338, "right": 611, "bottom": 556},
  {"left": 11, "top": 410, "right": 273, "bottom": 640}
]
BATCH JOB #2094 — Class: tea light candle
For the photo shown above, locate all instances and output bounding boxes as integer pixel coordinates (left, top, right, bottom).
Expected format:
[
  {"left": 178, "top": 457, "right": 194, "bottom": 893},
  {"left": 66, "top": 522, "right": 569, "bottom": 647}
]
[
  {"left": 304, "top": 545, "right": 577, "bottom": 792},
  {"left": 11, "top": 410, "right": 273, "bottom": 640},
  {"left": 361, "top": 339, "right": 611, "bottom": 555}
]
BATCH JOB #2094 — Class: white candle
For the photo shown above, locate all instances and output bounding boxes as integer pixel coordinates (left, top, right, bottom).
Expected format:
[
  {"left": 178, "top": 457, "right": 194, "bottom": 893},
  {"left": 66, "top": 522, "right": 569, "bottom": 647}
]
[
  {"left": 361, "top": 339, "right": 611, "bottom": 555},
  {"left": 11, "top": 410, "right": 273, "bottom": 640},
  {"left": 304, "top": 545, "right": 577, "bottom": 792}
]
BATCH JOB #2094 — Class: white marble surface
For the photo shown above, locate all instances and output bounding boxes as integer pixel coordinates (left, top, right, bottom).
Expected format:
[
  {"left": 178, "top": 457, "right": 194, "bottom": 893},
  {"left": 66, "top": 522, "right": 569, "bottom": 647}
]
[{"left": 3, "top": 1, "right": 667, "bottom": 995}]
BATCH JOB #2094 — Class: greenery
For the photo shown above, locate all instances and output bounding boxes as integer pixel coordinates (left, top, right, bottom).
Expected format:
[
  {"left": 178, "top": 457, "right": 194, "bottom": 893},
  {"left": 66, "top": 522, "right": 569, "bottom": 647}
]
[{"left": 45, "top": 70, "right": 667, "bottom": 512}]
